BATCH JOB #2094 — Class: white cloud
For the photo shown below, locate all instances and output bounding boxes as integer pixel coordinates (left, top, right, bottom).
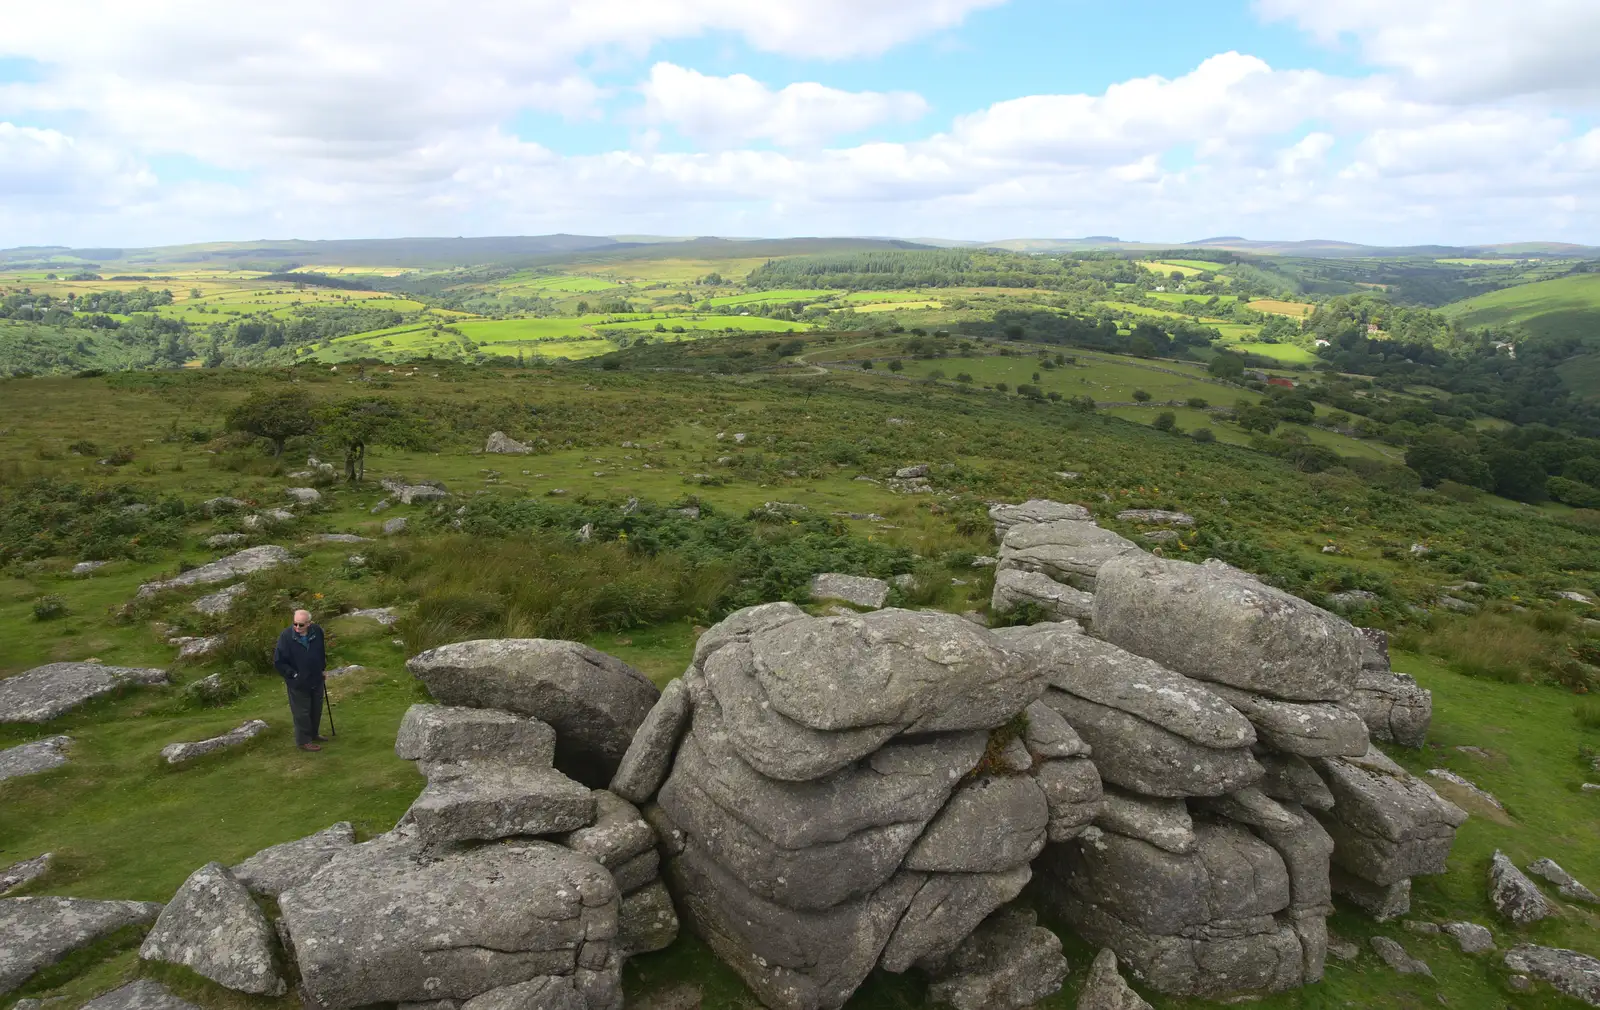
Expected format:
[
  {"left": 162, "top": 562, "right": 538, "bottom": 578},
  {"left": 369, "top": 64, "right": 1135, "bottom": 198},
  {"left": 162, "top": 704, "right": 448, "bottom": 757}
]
[
  {"left": 1256, "top": 0, "right": 1600, "bottom": 103},
  {"left": 640, "top": 63, "right": 927, "bottom": 147}
]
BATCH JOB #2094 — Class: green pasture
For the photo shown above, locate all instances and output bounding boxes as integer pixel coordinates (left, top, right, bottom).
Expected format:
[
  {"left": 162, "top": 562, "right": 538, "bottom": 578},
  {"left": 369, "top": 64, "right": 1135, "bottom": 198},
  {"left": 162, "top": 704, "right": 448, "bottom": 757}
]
[
  {"left": 1443, "top": 272, "right": 1600, "bottom": 341},
  {"left": 1144, "top": 292, "right": 1238, "bottom": 306},
  {"left": 598, "top": 314, "right": 810, "bottom": 334},
  {"left": 1226, "top": 340, "right": 1317, "bottom": 363},
  {"left": 1104, "top": 405, "right": 1401, "bottom": 462},
  {"left": 706, "top": 289, "right": 836, "bottom": 307},
  {"left": 892, "top": 350, "right": 1231, "bottom": 404},
  {"left": 1557, "top": 352, "right": 1600, "bottom": 402},
  {"left": 508, "top": 274, "right": 624, "bottom": 292}
]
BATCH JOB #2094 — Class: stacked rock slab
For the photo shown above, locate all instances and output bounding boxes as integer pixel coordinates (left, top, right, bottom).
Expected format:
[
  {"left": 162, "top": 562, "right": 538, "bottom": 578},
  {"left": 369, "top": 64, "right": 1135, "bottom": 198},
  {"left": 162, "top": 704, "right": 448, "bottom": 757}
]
[
  {"left": 1345, "top": 628, "right": 1433, "bottom": 748},
  {"left": 1027, "top": 551, "right": 1464, "bottom": 996},
  {"left": 622, "top": 602, "right": 1073, "bottom": 1010}
]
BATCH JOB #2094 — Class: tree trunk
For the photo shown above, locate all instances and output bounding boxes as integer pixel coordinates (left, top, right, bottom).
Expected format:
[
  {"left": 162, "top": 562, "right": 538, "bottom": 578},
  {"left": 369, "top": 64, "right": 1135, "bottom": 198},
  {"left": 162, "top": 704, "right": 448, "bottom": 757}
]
[
  {"left": 272, "top": 438, "right": 284, "bottom": 457},
  {"left": 344, "top": 446, "right": 357, "bottom": 483},
  {"left": 356, "top": 442, "right": 366, "bottom": 482}
]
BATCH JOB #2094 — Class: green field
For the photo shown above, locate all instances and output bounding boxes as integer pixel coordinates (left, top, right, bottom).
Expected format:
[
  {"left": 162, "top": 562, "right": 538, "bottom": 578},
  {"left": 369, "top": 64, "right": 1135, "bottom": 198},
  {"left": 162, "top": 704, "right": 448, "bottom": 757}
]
[
  {"left": 1443, "top": 272, "right": 1600, "bottom": 340},
  {"left": 706, "top": 289, "right": 836, "bottom": 307},
  {"left": 509, "top": 274, "right": 624, "bottom": 292},
  {"left": 1228, "top": 340, "right": 1317, "bottom": 363}
]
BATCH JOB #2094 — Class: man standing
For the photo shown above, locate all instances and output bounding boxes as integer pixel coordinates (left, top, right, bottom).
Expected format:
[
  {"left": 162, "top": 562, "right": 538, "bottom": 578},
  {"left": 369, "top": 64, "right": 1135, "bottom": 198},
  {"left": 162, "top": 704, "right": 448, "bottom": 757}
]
[{"left": 273, "top": 608, "right": 327, "bottom": 751}]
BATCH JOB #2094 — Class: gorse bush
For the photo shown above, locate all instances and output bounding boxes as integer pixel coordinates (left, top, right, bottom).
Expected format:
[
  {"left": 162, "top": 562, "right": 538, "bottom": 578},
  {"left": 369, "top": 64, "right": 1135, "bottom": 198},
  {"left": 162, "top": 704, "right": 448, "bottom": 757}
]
[{"left": 0, "top": 479, "right": 185, "bottom": 565}]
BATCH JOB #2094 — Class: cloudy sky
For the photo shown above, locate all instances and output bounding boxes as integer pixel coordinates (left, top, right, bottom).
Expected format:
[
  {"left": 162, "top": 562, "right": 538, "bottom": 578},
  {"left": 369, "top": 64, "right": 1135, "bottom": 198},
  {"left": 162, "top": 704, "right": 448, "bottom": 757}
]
[{"left": 2, "top": 0, "right": 1598, "bottom": 248}]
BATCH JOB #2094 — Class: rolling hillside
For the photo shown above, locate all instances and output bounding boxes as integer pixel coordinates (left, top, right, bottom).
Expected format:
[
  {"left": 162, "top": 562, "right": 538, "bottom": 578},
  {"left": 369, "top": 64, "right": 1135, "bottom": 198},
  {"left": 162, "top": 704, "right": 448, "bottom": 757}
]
[{"left": 1442, "top": 271, "right": 1600, "bottom": 340}]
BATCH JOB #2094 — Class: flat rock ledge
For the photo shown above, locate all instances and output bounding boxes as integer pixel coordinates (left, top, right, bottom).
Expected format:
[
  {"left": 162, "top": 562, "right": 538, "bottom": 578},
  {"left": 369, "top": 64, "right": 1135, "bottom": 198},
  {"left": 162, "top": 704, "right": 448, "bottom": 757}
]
[
  {"left": 161, "top": 720, "right": 269, "bottom": 764},
  {"left": 81, "top": 980, "right": 201, "bottom": 1010},
  {"left": 137, "top": 546, "right": 293, "bottom": 597},
  {"left": 0, "top": 664, "right": 169, "bottom": 724},
  {"left": 230, "top": 823, "right": 355, "bottom": 898},
  {"left": 0, "top": 735, "right": 73, "bottom": 781},
  {"left": 1503, "top": 945, "right": 1600, "bottom": 1006},
  {"left": 0, "top": 854, "right": 53, "bottom": 895},
  {"left": 0, "top": 896, "right": 163, "bottom": 995}
]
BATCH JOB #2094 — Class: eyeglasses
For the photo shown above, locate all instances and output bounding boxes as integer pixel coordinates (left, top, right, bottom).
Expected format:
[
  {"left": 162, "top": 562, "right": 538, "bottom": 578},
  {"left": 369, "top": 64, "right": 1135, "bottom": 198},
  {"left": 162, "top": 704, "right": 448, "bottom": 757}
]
[{"left": 293, "top": 622, "right": 309, "bottom": 628}]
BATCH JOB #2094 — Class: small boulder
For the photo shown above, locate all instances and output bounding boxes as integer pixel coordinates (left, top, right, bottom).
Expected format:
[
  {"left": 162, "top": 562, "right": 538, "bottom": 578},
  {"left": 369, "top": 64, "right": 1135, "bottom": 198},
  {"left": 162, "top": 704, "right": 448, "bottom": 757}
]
[
  {"left": 230, "top": 822, "right": 355, "bottom": 897},
  {"left": 160, "top": 719, "right": 268, "bottom": 764},
  {"left": 0, "top": 735, "right": 72, "bottom": 782},
  {"left": 383, "top": 517, "right": 408, "bottom": 534},
  {"left": 1115, "top": 509, "right": 1194, "bottom": 526},
  {"left": 140, "top": 862, "right": 284, "bottom": 994},
  {"left": 895, "top": 464, "right": 930, "bottom": 478},
  {"left": 396, "top": 705, "right": 557, "bottom": 765},
  {"left": 310, "top": 533, "right": 371, "bottom": 544},
  {"left": 81, "top": 979, "right": 201, "bottom": 1010},
  {"left": 618, "top": 880, "right": 679, "bottom": 955},
  {"left": 285, "top": 487, "right": 321, "bottom": 504},
  {"left": 610, "top": 677, "right": 692, "bottom": 804},
  {"left": 71, "top": 560, "right": 109, "bottom": 575},
  {"left": 172, "top": 635, "right": 226, "bottom": 661},
  {"left": 1077, "top": 947, "right": 1153, "bottom": 1010},
  {"left": 204, "top": 533, "right": 248, "bottom": 548},
  {"left": 0, "top": 897, "right": 163, "bottom": 996},
  {"left": 1369, "top": 936, "right": 1431, "bottom": 977},
  {"left": 1440, "top": 921, "right": 1495, "bottom": 954},
  {"left": 192, "top": 583, "right": 248, "bottom": 615},
  {"left": 1527, "top": 857, "right": 1599, "bottom": 904},
  {"left": 136, "top": 546, "right": 293, "bottom": 597},
  {"left": 808, "top": 572, "right": 890, "bottom": 609},
  {"left": 988, "top": 499, "right": 1092, "bottom": 537},
  {"left": 1489, "top": 850, "right": 1553, "bottom": 926},
  {"left": 406, "top": 761, "right": 596, "bottom": 845},
  {"left": 485, "top": 431, "right": 532, "bottom": 454},
  {"left": 1502, "top": 945, "right": 1600, "bottom": 1006},
  {"left": 0, "top": 664, "right": 168, "bottom": 724},
  {"left": 0, "top": 853, "right": 52, "bottom": 895},
  {"left": 925, "top": 907, "right": 1067, "bottom": 1010}
]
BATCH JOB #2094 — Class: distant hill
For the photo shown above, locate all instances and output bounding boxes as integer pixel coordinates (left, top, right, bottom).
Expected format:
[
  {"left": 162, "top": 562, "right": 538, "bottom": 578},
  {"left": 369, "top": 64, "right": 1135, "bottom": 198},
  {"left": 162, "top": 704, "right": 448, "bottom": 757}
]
[{"left": 1442, "top": 271, "right": 1600, "bottom": 340}]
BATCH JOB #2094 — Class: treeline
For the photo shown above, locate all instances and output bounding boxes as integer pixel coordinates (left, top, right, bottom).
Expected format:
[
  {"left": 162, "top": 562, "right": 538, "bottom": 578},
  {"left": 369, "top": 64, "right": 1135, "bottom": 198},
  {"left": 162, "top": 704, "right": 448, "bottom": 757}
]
[
  {"left": 965, "top": 309, "right": 1219, "bottom": 357},
  {"left": 745, "top": 250, "right": 1145, "bottom": 291},
  {"left": 0, "top": 287, "right": 175, "bottom": 324},
  {"left": 223, "top": 305, "right": 408, "bottom": 349}
]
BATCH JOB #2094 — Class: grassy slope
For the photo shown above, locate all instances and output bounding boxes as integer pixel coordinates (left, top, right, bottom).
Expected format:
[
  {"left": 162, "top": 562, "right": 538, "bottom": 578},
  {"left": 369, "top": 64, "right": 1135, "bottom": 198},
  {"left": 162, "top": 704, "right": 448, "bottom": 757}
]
[{"left": 1443, "top": 272, "right": 1600, "bottom": 340}]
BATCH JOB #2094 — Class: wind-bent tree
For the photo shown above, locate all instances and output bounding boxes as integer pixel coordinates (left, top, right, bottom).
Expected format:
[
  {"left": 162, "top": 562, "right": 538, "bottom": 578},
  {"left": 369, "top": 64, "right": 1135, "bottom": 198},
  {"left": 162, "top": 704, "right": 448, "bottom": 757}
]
[
  {"left": 224, "top": 388, "right": 316, "bottom": 456},
  {"left": 315, "top": 397, "right": 431, "bottom": 482}
]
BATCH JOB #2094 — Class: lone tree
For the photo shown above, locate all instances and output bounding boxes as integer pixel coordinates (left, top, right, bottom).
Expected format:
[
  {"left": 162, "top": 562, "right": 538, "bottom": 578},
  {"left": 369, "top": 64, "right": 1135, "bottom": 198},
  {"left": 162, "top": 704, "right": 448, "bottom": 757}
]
[
  {"left": 225, "top": 388, "right": 316, "bottom": 456},
  {"left": 314, "top": 397, "right": 430, "bottom": 482}
]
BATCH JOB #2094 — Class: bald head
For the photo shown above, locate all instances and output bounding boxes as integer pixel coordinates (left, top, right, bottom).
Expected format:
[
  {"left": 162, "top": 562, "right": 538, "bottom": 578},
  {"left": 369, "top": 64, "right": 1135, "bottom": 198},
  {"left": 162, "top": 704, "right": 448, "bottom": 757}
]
[{"left": 293, "top": 609, "right": 312, "bottom": 629}]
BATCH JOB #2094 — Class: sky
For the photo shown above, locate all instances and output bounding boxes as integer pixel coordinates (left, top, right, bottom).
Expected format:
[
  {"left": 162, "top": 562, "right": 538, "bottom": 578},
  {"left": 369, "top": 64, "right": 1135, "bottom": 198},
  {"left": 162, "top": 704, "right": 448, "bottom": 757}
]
[{"left": 2, "top": 0, "right": 1599, "bottom": 249}]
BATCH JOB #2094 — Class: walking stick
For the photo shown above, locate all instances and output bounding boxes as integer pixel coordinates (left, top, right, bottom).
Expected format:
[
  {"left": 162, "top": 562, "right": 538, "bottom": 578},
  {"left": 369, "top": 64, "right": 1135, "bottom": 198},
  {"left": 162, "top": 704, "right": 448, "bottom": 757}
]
[{"left": 323, "top": 687, "right": 337, "bottom": 738}]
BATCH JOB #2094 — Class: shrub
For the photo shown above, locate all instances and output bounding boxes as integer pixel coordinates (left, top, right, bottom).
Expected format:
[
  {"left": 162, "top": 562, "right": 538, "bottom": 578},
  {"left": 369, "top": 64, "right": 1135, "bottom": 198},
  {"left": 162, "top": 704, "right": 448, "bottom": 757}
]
[
  {"left": 1549, "top": 476, "right": 1600, "bottom": 509},
  {"left": 68, "top": 440, "right": 99, "bottom": 455},
  {"left": 888, "top": 359, "right": 904, "bottom": 372},
  {"left": 33, "top": 595, "right": 68, "bottom": 620},
  {"left": 1578, "top": 699, "right": 1600, "bottom": 730},
  {"left": 105, "top": 446, "right": 135, "bottom": 466},
  {"left": 994, "top": 382, "right": 1009, "bottom": 393},
  {"left": 1192, "top": 428, "right": 1216, "bottom": 443},
  {"left": 1132, "top": 389, "right": 1152, "bottom": 402},
  {"left": 1186, "top": 397, "right": 1209, "bottom": 409},
  {"left": 1153, "top": 412, "right": 1176, "bottom": 432},
  {"left": 955, "top": 373, "right": 973, "bottom": 383}
]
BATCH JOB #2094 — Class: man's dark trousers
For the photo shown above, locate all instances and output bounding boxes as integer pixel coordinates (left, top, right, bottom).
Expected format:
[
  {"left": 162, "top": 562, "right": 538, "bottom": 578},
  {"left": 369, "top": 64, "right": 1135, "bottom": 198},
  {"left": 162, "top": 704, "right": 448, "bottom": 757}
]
[{"left": 273, "top": 623, "right": 327, "bottom": 747}]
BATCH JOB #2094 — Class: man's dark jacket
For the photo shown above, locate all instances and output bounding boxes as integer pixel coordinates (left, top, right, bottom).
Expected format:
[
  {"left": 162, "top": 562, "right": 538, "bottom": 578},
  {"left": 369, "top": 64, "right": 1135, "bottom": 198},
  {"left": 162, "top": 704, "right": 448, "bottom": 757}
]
[{"left": 273, "top": 624, "right": 326, "bottom": 693}]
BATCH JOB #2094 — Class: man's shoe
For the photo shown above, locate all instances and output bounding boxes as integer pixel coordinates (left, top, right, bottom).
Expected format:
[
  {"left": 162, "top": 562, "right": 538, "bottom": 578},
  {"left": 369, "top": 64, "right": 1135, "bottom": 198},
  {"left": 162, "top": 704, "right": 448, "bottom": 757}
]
[
  {"left": 298, "top": 743, "right": 323, "bottom": 752},
  {"left": 313, "top": 736, "right": 329, "bottom": 742}
]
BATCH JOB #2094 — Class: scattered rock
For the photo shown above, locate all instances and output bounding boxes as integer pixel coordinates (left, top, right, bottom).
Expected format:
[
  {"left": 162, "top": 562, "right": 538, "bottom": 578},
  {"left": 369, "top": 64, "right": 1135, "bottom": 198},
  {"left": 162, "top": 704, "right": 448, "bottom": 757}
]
[
  {"left": 192, "top": 582, "right": 248, "bottom": 615},
  {"left": 171, "top": 635, "right": 226, "bottom": 661},
  {"left": 1402, "top": 919, "right": 1440, "bottom": 935},
  {"left": 383, "top": 517, "right": 408, "bottom": 535},
  {"left": 71, "top": 560, "right": 108, "bottom": 575},
  {"left": 310, "top": 533, "right": 371, "bottom": 544},
  {"left": 1440, "top": 921, "right": 1495, "bottom": 954},
  {"left": 1527, "top": 857, "right": 1599, "bottom": 904},
  {"left": 139, "top": 862, "right": 284, "bottom": 994},
  {"left": 1503, "top": 944, "right": 1600, "bottom": 1006},
  {"left": 279, "top": 836, "right": 618, "bottom": 1010},
  {"left": 347, "top": 606, "right": 397, "bottom": 625},
  {"left": 137, "top": 546, "right": 293, "bottom": 597},
  {"left": 0, "top": 663, "right": 168, "bottom": 723},
  {"left": 0, "top": 897, "right": 163, "bottom": 995},
  {"left": 484, "top": 431, "right": 531, "bottom": 454},
  {"left": 81, "top": 979, "right": 201, "bottom": 1010},
  {"left": 1489, "top": 849, "right": 1553, "bottom": 926},
  {"left": 925, "top": 907, "right": 1067, "bottom": 1010},
  {"left": 1370, "top": 936, "right": 1432, "bottom": 977},
  {"left": 0, "top": 853, "right": 52, "bottom": 895},
  {"left": 1507, "top": 973, "right": 1534, "bottom": 993},
  {"left": 997, "top": 519, "right": 1139, "bottom": 592},
  {"left": 408, "top": 638, "right": 660, "bottom": 786},
  {"left": 1328, "top": 589, "right": 1378, "bottom": 609},
  {"left": 1326, "top": 938, "right": 1359, "bottom": 961},
  {"left": 894, "top": 464, "right": 929, "bottom": 478},
  {"left": 1115, "top": 509, "right": 1195, "bottom": 526},
  {"left": 1426, "top": 768, "right": 1503, "bottom": 810},
  {"left": 0, "top": 735, "right": 72, "bottom": 781},
  {"left": 201, "top": 497, "right": 251, "bottom": 515},
  {"left": 204, "top": 533, "right": 248, "bottom": 548},
  {"left": 1555, "top": 591, "right": 1595, "bottom": 605},
  {"left": 808, "top": 572, "right": 890, "bottom": 609},
  {"left": 380, "top": 478, "right": 449, "bottom": 504},
  {"left": 406, "top": 761, "right": 595, "bottom": 845},
  {"left": 160, "top": 719, "right": 269, "bottom": 764},
  {"left": 285, "top": 487, "right": 321, "bottom": 504},
  {"left": 1077, "top": 947, "right": 1153, "bottom": 1010},
  {"left": 370, "top": 499, "right": 392, "bottom": 513},
  {"left": 1437, "top": 595, "right": 1476, "bottom": 613},
  {"left": 230, "top": 822, "right": 356, "bottom": 897},
  {"left": 1142, "top": 529, "right": 1179, "bottom": 542},
  {"left": 618, "top": 879, "right": 680, "bottom": 955},
  {"left": 324, "top": 664, "right": 367, "bottom": 678}
]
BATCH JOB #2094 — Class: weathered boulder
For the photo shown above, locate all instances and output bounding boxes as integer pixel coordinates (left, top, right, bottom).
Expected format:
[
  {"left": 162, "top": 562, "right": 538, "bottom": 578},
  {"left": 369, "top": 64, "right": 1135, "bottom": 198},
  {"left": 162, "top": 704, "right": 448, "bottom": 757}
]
[
  {"left": 610, "top": 676, "right": 692, "bottom": 803},
  {"left": 310, "top": 533, "right": 372, "bottom": 544},
  {"left": 1077, "top": 947, "right": 1153, "bottom": 1010},
  {"left": 1022, "top": 698, "right": 1090, "bottom": 758},
  {"left": 460, "top": 977, "right": 584, "bottom": 1010},
  {"left": 1346, "top": 669, "right": 1432, "bottom": 749},
  {"left": 406, "top": 761, "right": 595, "bottom": 845},
  {"left": 1195, "top": 786, "right": 1305, "bottom": 832},
  {"left": 988, "top": 499, "right": 1092, "bottom": 537},
  {"left": 383, "top": 517, "right": 408, "bottom": 535},
  {"left": 203, "top": 533, "right": 248, "bottom": 549},
  {"left": 904, "top": 775, "right": 1048, "bottom": 873},
  {"left": 923, "top": 907, "right": 1067, "bottom": 1010},
  {"left": 1331, "top": 869, "right": 1411, "bottom": 921},
  {"left": 1313, "top": 747, "right": 1467, "bottom": 887},
  {"left": 407, "top": 639, "right": 660, "bottom": 786},
  {"left": 1205, "top": 684, "right": 1369, "bottom": 758},
  {"left": 1489, "top": 850, "right": 1553, "bottom": 926},
  {"left": 139, "top": 862, "right": 284, "bottom": 995},
  {"left": 1035, "top": 757, "right": 1103, "bottom": 841},
  {"left": 1369, "top": 936, "right": 1431, "bottom": 977},
  {"left": 485, "top": 431, "right": 532, "bottom": 454},
  {"left": 171, "top": 634, "right": 226, "bottom": 661},
  {"left": 0, "top": 664, "right": 168, "bottom": 723},
  {"left": 879, "top": 865, "right": 1031, "bottom": 972},
  {"left": 1503, "top": 945, "right": 1600, "bottom": 1006},
  {"left": 1037, "top": 822, "right": 1311, "bottom": 997},
  {"left": 286, "top": 487, "right": 321, "bottom": 504},
  {"left": 395, "top": 705, "right": 556, "bottom": 766},
  {"left": 1441, "top": 921, "right": 1495, "bottom": 954},
  {"left": 380, "top": 478, "right": 449, "bottom": 504},
  {"left": 1093, "top": 553, "right": 1363, "bottom": 702},
  {"left": 560, "top": 790, "right": 656, "bottom": 876},
  {"left": 81, "top": 980, "right": 202, "bottom": 1010},
  {"left": 0, "top": 735, "right": 72, "bottom": 781},
  {"left": 1256, "top": 750, "right": 1335, "bottom": 811},
  {"left": 807, "top": 573, "right": 890, "bottom": 609},
  {"left": 1094, "top": 789, "right": 1196, "bottom": 855},
  {"left": 230, "top": 822, "right": 355, "bottom": 897},
  {"left": 1040, "top": 691, "right": 1261, "bottom": 797},
  {"left": 1, "top": 853, "right": 52, "bottom": 895},
  {"left": 280, "top": 834, "right": 618, "bottom": 1010},
  {"left": 136, "top": 546, "right": 293, "bottom": 597},
  {"left": 0, "top": 897, "right": 163, "bottom": 995},
  {"left": 667, "top": 837, "right": 922, "bottom": 1010},
  {"left": 1115, "top": 510, "right": 1194, "bottom": 526},
  {"left": 990, "top": 568, "right": 1095, "bottom": 622},
  {"left": 1528, "top": 857, "right": 1599, "bottom": 903},
  {"left": 997, "top": 519, "right": 1140, "bottom": 591},
  {"left": 160, "top": 719, "right": 268, "bottom": 764},
  {"left": 618, "top": 880, "right": 679, "bottom": 955}
]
